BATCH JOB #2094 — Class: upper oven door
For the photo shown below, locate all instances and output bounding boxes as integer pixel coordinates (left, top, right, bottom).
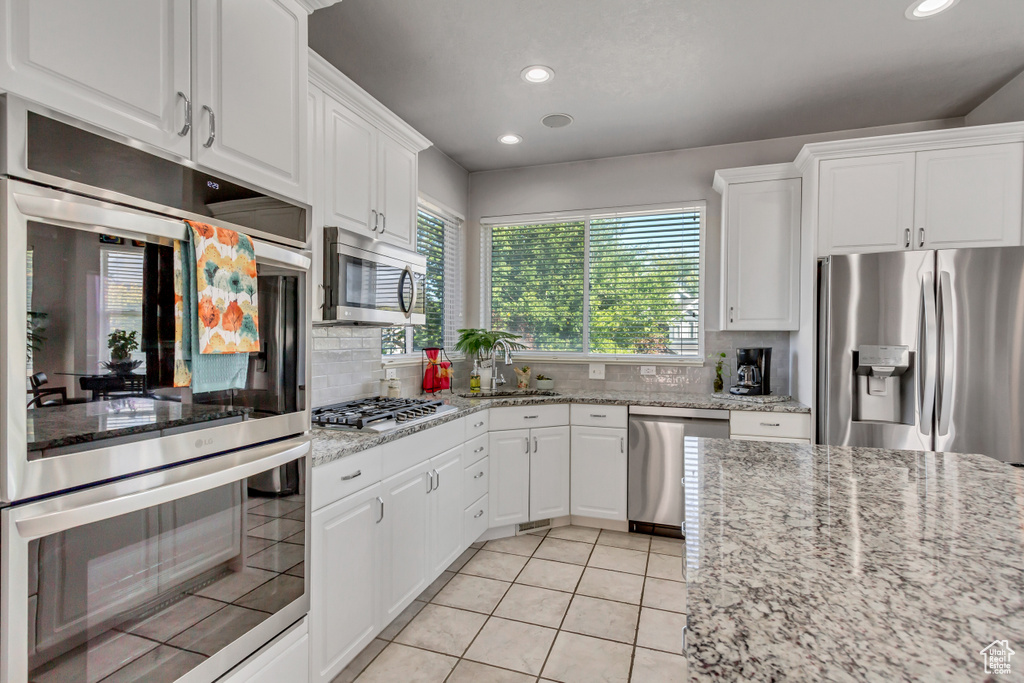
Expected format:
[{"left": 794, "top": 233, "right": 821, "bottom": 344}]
[
  {"left": 323, "top": 227, "right": 426, "bottom": 326},
  {"left": 1, "top": 180, "right": 313, "bottom": 503}
]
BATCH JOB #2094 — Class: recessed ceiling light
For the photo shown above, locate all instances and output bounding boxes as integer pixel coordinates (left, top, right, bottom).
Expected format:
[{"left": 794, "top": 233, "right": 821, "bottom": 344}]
[
  {"left": 520, "top": 65, "right": 554, "bottom": 84},
  {"left": 498, "top": 134, "right": 522, "bottom": 145},
  {"left": 541, "top": 113, "right": 574, "bottom": 129},
  {"left": 905, "top": 0, "right": 959, "bottom": 19}
]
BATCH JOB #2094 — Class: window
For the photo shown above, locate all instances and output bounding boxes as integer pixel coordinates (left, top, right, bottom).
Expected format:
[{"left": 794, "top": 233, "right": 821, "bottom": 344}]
[
  {"left": 486, "top": 205, "right": 703, "bottom": 359},
  {"left": 100, "top": 247, "right": 145, "bottom": 364},
  {"left": 382, "top": 204, "right": 463, "bottom": 356}
]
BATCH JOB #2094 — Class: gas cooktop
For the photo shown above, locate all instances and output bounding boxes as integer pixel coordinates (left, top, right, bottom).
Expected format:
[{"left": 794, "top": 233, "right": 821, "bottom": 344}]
[{"left": 311, "top": 397, "right": 458, "bottom": 432}]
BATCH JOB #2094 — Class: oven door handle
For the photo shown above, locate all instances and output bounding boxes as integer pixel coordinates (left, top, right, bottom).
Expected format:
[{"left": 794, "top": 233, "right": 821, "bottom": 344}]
[
  {"left": 13, "top": 437, "right": 310, "bottom": 541},
  {"left": 398, "top": 265, "right": 418, "bottom": 318}
]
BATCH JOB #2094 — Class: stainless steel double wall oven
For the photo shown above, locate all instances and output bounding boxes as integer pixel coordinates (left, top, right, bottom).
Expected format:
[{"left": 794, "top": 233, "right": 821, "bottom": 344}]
[{"left": 0, "top": 96, "right": 312, "bottom": 683}]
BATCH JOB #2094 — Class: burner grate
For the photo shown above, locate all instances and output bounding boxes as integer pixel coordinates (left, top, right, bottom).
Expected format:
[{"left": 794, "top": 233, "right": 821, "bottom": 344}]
[{"left": 312, "top": 397, "right": 446, "bottom": 430}]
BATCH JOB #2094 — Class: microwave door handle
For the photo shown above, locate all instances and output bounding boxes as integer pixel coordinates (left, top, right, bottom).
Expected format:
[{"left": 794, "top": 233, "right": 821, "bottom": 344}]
[
  {"left": 936, "top": 271, "right": 954, "bottom": 436},
  {"left": 398, "top": 266, "right": 416, "bottom": 317},
  {"left": 920, "top": 271, "right": 937, "bottom": 435}
]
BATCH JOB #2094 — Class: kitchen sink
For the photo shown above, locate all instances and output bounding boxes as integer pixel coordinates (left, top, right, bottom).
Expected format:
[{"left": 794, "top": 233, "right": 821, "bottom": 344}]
[{"left": 456, "top": 390, "right": 560, "bottom": 398}]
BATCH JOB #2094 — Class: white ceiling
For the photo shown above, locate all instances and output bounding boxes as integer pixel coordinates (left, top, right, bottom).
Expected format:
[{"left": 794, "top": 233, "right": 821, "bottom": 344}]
[{"left": 309, "top": 0, "right": 1024, "bottom": 172}]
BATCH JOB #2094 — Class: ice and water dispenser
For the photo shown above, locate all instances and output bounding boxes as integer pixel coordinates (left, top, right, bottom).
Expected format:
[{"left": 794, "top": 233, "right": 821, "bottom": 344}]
[{"left": 853, "top": 345, "right": 911, "bottom": 424}]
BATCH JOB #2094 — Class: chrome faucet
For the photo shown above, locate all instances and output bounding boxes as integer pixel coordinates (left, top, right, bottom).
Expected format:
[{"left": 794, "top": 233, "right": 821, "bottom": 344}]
[{"left": 490, "top": 339, "right": 515, "bottom": 392}]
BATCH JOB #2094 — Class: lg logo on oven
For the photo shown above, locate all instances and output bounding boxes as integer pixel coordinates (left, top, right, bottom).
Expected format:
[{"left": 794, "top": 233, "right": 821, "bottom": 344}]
[{"left": 195, "top": 438, "right": 215, "bottom": 448}]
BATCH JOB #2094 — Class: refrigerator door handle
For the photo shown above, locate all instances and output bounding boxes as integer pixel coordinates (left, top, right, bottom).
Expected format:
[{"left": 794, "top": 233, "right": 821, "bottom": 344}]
[
  {"left": 920, "top": 271, "right": 937, "bottom": 436},
  {"left": 937, "top": 271, "right": 954, "bottom": 436}
]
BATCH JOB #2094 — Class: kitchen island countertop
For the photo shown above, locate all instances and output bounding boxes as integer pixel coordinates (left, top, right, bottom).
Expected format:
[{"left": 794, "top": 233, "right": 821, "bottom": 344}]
[{"left": 684, "top": 438, "right": 1024, "bottom": 681}]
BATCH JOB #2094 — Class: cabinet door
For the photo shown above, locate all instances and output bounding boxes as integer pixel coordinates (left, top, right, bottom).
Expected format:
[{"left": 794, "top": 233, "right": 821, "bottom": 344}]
[
  {"left": 723, "top": 178, "right": 801, "bottom": 330},
  {"left": 819, "top": 153, "right": 916, "bottom": 254},
  {"left": 308, "top": 83, "right": 326, "bottom": 321},
  {"left": 194, "top": 0, "right": 307, "bottom": 201},
  {"left": 529, "top": 426, "right": 570, "bottom": 521},
  {"left": 916, "top": 143, "right": 1024, "bottom": 249},
  {"left": 377, "top": 133, "right": 417, "bottom": 250},
  {"left": 324, "top": 97, "right": 377, "bottom": 236},
  {"left": 379, "top": 464, "right": 430, "bottom": 622},
  {"left": 488, "top": 430, "right": 531, "bottom": 527},
  {"left": 0, "top": 0, "right": 191, "bottom": 157},
  {"left": 428, "top": 446, "right": 464, "bottom": 575},
  {"left": 570, "top": 427, "right": 627, "bottom": 521},
  {"left": 310, "top": 484, "right": 381, "bottom": 683}
]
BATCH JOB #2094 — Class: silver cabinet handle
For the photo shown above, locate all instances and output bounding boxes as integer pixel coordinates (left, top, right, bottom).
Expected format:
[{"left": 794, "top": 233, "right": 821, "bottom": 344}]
[
  {"left": 524, "top": 415, "right": 539, "bottom": 420},
  {"left": 590, "top": 414, "right": 607, "bottom": 418},
  {"left": 340, "top": 470, "right": 362, "bottom": 481},
  {"left": 473, "top": 446, "right": 485, "bottom": 454},
  {"left": 760, "top": 422, "right": 781, "bottom": 427},
  {"left": 474, "top": 509, "right": 484, "bottom": 519},
  {"left": 435, "top": 469, "right": 441, "bottom": 489},
  {"left": 525, "top": 437, "right": 530, "bottom": 453},
  {"left": 376, "top": 496, "right": 384, "bottom": 523},
  {"left": 729, "top": 306, "right": 734, "bottom": 324},
  {"left": 919, "top": 228, "right": 925, "bottom": 248},
  {"left": 380, "top": 214, "right": 386, "bottom": 235},
  {"left": 620, "top": 437, "right": 624, "bottom": 453},
  {"left": 904, "top": 228, "right": 911, "bottom": 248},
  {"left": 426, "top": 471, "right": 434, "bottom": 493},
  {"left": 474, "top": 471, "right": 484, "bottom": 479},
  {"left": 201, "top": 105, "right": 216, "bottom": 148},
  {"left": 176, "top": 91, "right": 191, "bottom": 136},
  {"left": 533, "top": 436, "right": 538, "bottom": 453},
  {"left": 473, "top": 421, "right": 485, "bottom": 428},
  {"left": 371, "top": 209, "right": 379, "bottom": 232}
]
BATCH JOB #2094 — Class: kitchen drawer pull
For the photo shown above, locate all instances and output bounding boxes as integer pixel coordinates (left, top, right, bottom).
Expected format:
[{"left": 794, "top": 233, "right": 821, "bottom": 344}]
[
  {"left": 473, "top": 421, "right": 485, "bottom": 428},
  {"left": 590, "top": 413, "right": 607, "bottom": 418},
  {"left": 523, "top": 415, "right": 539, "bottom": 419},
  {"left": 340, "top": 470, "right": 362, "bottom": 481},
  {"left": 474, "top": 509, "right": 484, "bottom": 519},
  {"left": 201, "top": 105, "right": 215, "bottom": 148},
  {"left": 176, "top": 91, "right": 191, "bottom": 136},
  {"left": 474, "top": 471, "right": 484, "bottom": 479},
  {"left": 474, "top": 446, "right": 485, "bottom": 454},
  {"left": 760, "top": 422, "right": 781, "bottom": 427}
]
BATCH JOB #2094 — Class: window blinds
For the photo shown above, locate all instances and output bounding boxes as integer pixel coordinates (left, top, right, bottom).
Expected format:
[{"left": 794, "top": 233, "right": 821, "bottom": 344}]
[{"left": 101, "top": 248, "right": 145, "bottom": 358}]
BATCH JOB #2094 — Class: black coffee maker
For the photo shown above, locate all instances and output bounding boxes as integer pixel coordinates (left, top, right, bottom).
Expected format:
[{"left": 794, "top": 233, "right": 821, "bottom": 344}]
[{"left": 730, "top": 348, "right": 772, "bottom": 396}]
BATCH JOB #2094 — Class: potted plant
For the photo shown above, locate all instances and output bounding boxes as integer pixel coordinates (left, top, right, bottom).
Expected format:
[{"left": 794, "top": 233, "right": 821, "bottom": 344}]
[
  {"left": 455, "top": 329, "right": 526, "bottom": 388},
  {"left": 535, "top": 373, "right": 555, "bottom": 391},
  {"left": 103, "top": 329, "right": 142, "bottom": 375},
  {"left": 709, "top": 351, "right": 730, "bottom": 393}
]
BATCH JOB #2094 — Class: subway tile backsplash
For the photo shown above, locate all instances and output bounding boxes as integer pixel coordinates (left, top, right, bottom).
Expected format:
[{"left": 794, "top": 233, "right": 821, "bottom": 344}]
[{"left": 311, "top": 328, "right": 792, "bottom": 407}]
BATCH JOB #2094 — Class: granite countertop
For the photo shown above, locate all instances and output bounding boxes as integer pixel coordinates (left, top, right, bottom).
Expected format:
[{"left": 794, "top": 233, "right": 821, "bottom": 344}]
[
  {"left": 684, "top": 438, "right": 1024, "bottom": 681},
  {"left": 27, "top": 398, "right": 251, "bottom": 453},
  {"left": 311, "top": 391, "right": 810, "bottom": 467}
]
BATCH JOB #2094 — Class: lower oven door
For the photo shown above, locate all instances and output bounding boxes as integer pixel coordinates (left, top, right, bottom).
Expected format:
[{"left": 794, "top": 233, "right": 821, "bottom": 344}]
[{"left": 1, "top": 436, "right": 310, "bottom": 683}]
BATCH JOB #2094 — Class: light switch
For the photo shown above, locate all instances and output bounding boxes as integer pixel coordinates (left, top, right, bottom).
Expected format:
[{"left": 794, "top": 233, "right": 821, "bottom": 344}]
[
  {"left": 640, "top": 366, "right": 656, "bottom": 376},
  {"left": 384, "top": 368, "right": 397, "bottom": 379},
  {"left": 589, "top": 363, "right": 605, "bottom": 380}
]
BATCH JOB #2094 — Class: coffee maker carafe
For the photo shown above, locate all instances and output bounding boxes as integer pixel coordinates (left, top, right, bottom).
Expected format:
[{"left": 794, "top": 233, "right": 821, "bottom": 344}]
[{"left": 730, "top": 348, "right": 772, "bottom": 396}]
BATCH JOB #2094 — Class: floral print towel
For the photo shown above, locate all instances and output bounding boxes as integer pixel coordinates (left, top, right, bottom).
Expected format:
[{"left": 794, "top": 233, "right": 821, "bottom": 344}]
[
  {"left": 186, "top": 220, "right": 260, "bottom": 354},
  {"left": 173, "top": 240, "right": 193, "bottom": 388}
]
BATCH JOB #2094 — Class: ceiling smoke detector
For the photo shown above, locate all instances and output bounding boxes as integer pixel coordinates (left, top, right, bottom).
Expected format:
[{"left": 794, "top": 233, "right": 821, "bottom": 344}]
[
  {"left": 520, "top": 65, "right": 554, "bottom": 84},
  {"left": 905, "top": 0, "right": 959, "bottom": 19},
  {"left": 541, "top": 113, "right": 574, "bottom": 129}
]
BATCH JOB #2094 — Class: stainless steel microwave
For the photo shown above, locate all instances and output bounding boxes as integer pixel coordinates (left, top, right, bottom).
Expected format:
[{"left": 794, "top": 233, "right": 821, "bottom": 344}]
[{"left": 322, "top": 226, "right": 426, "bottom": 325}]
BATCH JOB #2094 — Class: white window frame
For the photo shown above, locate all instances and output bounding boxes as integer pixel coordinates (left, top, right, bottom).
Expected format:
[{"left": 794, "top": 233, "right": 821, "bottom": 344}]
[
  {"left": 481, "top": 201, "right": 706, "bottom": 365},
  {"left": 99, "top": 245, "right": 146, "bottom": 364}
]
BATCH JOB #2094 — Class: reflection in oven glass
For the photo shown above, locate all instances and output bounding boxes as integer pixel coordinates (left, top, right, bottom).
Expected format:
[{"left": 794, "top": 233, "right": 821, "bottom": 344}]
[{"left": 27, "top": 460, "right": 305, "bottom": 683}]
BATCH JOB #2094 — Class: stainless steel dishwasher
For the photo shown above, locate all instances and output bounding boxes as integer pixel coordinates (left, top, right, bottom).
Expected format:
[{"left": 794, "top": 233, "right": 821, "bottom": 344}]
[{"left": 628, "top": 406, "right": 730, "bottom": 537}]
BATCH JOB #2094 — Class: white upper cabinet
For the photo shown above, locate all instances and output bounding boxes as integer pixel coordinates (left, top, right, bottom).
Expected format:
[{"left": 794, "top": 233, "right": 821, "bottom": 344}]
[
  {"left": 818, "top": 153, "right": 916, "bottom": 254},
  {"left": 915, "top": 143, "right": 1024, "bottom": 249},
  {"left": 377, "top": 133, "right": 418, "bottom": 249},
  {"left": 324, "top": 98, "right": 377, "bottom": 235},
  {"left": 714, "top": 165, "right": 801, "bottom": 331},
  {"left": 194, "top": 0, "right": 308, "bottom": 201},
  {"left": 0, "top": 0, "right": 192, "bottom": 157}
]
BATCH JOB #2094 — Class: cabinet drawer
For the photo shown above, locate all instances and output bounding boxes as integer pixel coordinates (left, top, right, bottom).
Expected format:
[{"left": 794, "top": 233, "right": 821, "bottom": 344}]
[
  {"left": 730, "top": 411, "right": 811, "bottom": 439},
  {"left": 465, "top": 434, "right": 489, "bottom": 465},
  {"left": 733, "top": 435, "right": 811, "bottom": 444},
  {"left": 490, "top": 404, "right": 569, "bottom": 431},
  {"left": 311, "top": 446, "right": 382, "bottom": 512},
  {"left": 382, "top": 417, "right": 465, "bottom": 479},
  {"left": 463, "top": 494, "right": 488, "bottom": 547},
  {"left": 570, "top": 404, "right": 628, "bottom": 428},
  {"left": 463, "top": 456, "right": 489, "bottom": 506},
  {"left": 465, "top": 410, "right": 489, "bottom": 440}
]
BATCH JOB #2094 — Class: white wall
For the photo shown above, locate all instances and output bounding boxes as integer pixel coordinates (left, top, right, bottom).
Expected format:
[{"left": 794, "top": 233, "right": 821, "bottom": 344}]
[
  {"left": 966, "top": 68, "right": 1024, "bottom": 127},
  {"left": 418, "top": 146, "right": 470, "bottom": 218}
]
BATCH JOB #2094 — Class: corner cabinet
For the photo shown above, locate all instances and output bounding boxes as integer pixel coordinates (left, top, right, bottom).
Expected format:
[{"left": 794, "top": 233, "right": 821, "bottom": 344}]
[{"left": 714, "top": 164, "right": 802, "bottom": 331}]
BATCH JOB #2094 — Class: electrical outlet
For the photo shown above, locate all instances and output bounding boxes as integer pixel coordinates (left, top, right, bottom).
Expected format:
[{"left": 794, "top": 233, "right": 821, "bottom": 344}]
[
  {"left": 588, "top": 363, "right": 606, "bottom": 380},
  {"left": 384, "top": 368, "right": 397, "bottom": 379},
  {"left": 640, "top": 366, "right": 656, "bottom": 376}
]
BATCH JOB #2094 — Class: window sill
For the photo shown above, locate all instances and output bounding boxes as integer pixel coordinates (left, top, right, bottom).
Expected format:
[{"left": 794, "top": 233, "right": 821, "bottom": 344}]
[
  {"left": 382, "top": 354, "right": 465, "bottom": 368},
  {"left": 507, "top": 353, "right": 705, "bottom": 367}
]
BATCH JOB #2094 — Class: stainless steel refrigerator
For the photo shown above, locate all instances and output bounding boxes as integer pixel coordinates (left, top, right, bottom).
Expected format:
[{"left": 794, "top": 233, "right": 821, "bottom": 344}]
[{"left": 818, "top": 247, "right": 1024, "bottom": 464}]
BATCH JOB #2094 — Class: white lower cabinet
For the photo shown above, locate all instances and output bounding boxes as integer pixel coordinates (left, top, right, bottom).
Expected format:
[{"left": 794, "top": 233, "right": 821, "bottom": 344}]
[
  {"left": 310, "top": 485, "right": 381, "bottom": 683},
  {"left": 529, "top": 426, "right": 571, "bottom": 520},
  {"left": 427, "top": 445, "right": 465, "bottom": 576},
  {"left": 570, "top": 426, "right": 628, "bottom": 521},
  {"left": 379, "top": 463, "right": 431, "bottom": 623},
  {"left": 488, "top": 429, "right": 531, "bottom": 527}
]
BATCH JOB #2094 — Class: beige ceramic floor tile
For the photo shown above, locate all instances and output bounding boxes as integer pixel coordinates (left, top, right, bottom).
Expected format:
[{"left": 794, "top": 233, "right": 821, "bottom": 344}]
[
  {"left": 126, "top": 595, "right": 223, "bottom": 642},
  {"left": 90, "top": 645, "right": 204, "bottom": 683},
  {"left": 394, "top": 604, "right": 487, "bottom": 657},
  {"left": 330, "top": 638, "right": 386, "bottom": 683},
  {"left": 587, "top": 545, "right": 648, "bottom": 575},
  {"left": 636, "top": 608, "right": 686, "bottom": 654},
  {"left": 247, "top": 517, "right": 304, "bottom": 541},
  {"left": 484, "top": 534, "right": 543, "bottom": 557},
  {"left": 648, "top": 537, "right": 683, "bottom": 557},
  {"left": 597, "top": 530, "right": 652, "bottom": 552},
  {"left": 576, "top": 567, "right": 645, "bottom": 605},
  {"left": 493, "top": 583, "right": 572, "bottom": 628},
  {"left": 642, "top": 577, "right": 686, "bottom": 614},
  {"left": 541, "top": 631, "right": 632, "bottom": 683},
  {"left": 418, "top": 570, "right": 455, "bottom": 602},
  {"left": 460, "top": 549, "right": 529, "bottom": 582},
  {"left": 630, "top": 647, "right": 688, "bottom": 683},
  {"left": 447, "top": 547, "right": 478, "bottom": 573},
  {"left": 354, "top": 643, "right": 456, "bottom": 683},
  {"left": 561, "top": 595, "right": 639, "bottom": 644},
  {"left": 32, "top": 631, "right": 157, "bottom": 683},
  {"left": 533, "top": 537, "right": 594, "bottom": 566},
  {"left": 446, "top": 659, "right": 535, "bottom": 683},
  {"left": 546, "top": 525, "right": 600, "bottom": 544},
  {"left": 463, "top": 617, "right": 556, "bottom": 676},
  {"left": 233, "top": 574, "right": 304, "bottom": 613},
  {"left": 645, "top": 553, "right": 684, "bottom": 583},
  {"left": 194, "top": 567, "right": 277, "bottom": 603},
  {"left": 432, "top": 574, "right": 510, "bottom": 614},
  {"left": 167, "top": 605, "right": 269, "bottom": 656},
  {"left": 246, "top": 541, "right": 305, "bottom": 573},
  {"left": 378, "top": 600, "right": 426, "bottom": 641},
  {"left": 515, "top": 558, "right": 584, "bottom": 592}
]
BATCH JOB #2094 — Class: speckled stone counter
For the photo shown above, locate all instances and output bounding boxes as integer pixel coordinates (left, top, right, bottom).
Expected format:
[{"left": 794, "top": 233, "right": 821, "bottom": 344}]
[
  {"left": 311, "top": 391, "right": 810, "bottom": 467},
  {"left": 684, "top": 438, "right": 1024, "bottom": 682}
]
